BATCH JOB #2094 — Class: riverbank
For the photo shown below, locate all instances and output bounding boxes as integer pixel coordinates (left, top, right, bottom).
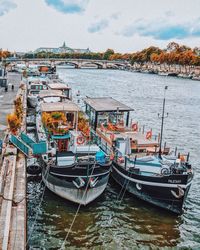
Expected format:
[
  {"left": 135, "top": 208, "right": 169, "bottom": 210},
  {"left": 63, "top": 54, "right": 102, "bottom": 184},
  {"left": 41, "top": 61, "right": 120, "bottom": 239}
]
[
  {"left": 0, "top": 79, "right": 27, "bottom": 249},
  {"left": 129, "top": 63, "right": 200, "bottom": 80}
]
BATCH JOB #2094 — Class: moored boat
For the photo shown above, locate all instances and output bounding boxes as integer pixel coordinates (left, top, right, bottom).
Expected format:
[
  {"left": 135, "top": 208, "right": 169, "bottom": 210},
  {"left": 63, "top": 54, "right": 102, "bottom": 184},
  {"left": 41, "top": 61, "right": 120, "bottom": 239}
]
[
  {"left": 36, "top": 94, "right": 112, "bottom": 205},
  {"left": 84, "top": 96, "right": 193, "bottom": 214},
  {"left": 27, "top": 76, "right": 48, "bottom": 108}
]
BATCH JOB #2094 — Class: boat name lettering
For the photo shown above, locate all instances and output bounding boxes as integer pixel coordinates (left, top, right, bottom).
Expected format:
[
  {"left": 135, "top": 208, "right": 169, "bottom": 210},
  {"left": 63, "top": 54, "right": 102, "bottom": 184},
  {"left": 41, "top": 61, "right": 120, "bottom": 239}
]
[{"left": 168, "top": 180, "right": 181, "bottom": 184}]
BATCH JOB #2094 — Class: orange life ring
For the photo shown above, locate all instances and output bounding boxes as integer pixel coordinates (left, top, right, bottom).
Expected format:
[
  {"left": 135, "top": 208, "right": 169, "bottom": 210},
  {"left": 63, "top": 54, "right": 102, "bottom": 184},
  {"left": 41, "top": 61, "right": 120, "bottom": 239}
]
[
  {"left": 132, "top": 123, "right": 138, "bottom": 131},
  {"left": 146, "top": 131, "right": 152, "bottom": 140},
  {"left": 77, "top": 136, "right": 85, "bottom": 145},
  {"left": 180, "top": 155, "right": 185, "bottom": 162}
]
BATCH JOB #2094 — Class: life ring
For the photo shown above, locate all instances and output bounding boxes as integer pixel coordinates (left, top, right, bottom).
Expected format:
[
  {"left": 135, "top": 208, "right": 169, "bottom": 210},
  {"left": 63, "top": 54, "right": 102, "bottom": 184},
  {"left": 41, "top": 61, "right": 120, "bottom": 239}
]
[
  {"left": 161, "top": 167, "right": 170, "bottom": 175},
  {"left": 77, "top": 136, "right": 85, "bottom": 145},
  {"left": 146, "top": 131, "right": 152, "bottom": 140},
  {"left": 180, "top": 155, "right": 185, "bottom": 162},
  {"left": 132, "top": 123, "right": 138, "bottom": 132}
]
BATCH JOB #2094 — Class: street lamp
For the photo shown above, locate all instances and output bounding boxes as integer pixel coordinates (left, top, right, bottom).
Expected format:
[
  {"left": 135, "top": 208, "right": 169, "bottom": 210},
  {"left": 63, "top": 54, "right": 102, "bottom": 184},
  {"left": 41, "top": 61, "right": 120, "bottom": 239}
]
[{"left": 158, "top": 86, "right": 168, "bottom": 158}]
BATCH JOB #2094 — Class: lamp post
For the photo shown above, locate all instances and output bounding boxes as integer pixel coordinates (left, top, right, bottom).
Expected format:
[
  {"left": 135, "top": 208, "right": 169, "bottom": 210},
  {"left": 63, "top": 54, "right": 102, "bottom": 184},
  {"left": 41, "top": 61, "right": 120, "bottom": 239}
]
[{"left": 158, "top": 86, "right": 168, "bottom": 158}]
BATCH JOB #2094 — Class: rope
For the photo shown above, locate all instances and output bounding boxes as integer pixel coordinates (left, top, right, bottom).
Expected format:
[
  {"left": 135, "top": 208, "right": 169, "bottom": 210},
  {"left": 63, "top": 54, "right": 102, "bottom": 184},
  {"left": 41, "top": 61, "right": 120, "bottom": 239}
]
[
  {"left": 116, "top": 168, "right": 132, "bottom": 203},
  {"left": 116, "top": 156, "right": 135, "bottom": 204},
  {"left": 60, "top": 163, "right": 96, "bottom": 249},
  {"left": 60, "top": 139, "right": 96, "bottom": 249},
  {"left": 0, "top": 194, "right": 26, "bottom": 205},
  {"left": 118, "top": 170, "right": 132, "bottom": 204}
]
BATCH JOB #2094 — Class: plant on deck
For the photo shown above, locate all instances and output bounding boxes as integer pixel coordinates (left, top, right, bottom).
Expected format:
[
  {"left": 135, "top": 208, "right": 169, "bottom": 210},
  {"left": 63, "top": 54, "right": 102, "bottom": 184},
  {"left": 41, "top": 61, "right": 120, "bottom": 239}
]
[
  {"left": 42, "top": 112, "right": 68, "bottom": 135},
  {"left": 78, "top": 112, "right": 90, "bottom": 138}
]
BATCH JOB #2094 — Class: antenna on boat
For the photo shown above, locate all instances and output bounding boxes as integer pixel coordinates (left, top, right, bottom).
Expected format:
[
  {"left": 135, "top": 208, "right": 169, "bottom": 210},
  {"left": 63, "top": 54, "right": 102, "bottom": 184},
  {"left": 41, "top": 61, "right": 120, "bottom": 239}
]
[{"left": 158, "top": 86, "right": 168, "bottom": 159}]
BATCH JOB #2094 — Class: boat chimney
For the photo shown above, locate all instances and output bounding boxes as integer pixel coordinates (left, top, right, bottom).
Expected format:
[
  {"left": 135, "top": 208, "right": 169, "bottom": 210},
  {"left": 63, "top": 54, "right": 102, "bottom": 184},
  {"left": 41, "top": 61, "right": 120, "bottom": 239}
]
[{"left": 175, "top": 147, "right": 177, "bottom": 156}]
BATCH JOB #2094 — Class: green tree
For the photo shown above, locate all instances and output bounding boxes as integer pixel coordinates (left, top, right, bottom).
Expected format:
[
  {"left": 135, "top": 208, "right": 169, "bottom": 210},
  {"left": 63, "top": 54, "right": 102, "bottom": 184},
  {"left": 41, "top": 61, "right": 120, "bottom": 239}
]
[{"left": 103, "top": 49, "right": 114, "bottom": 60}]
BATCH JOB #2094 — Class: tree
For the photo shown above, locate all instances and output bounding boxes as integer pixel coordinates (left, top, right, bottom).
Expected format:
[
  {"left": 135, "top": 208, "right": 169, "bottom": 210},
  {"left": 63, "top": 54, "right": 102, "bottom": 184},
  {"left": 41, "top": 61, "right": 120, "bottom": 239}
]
[{"left": 103, "top": 49, "right": 114, "bottom": 60}]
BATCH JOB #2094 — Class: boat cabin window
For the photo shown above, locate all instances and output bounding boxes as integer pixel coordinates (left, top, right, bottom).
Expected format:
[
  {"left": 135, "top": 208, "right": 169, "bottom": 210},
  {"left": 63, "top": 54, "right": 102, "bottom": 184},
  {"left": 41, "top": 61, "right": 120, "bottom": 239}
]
[
  {"left": 97, "top": 111, "right": 125, "bottom": 128},
  {"left": 30, "top": 91, "right": 39, "bottom": 95},
  {"left": 43, "top": 97, "right": 61, "bottom": 103},
  {"left": 66, "top": 112, "right": 75, "bottom": 127},
  {"left": 63, "top": 89, "right": 70, "bottom": 97}
]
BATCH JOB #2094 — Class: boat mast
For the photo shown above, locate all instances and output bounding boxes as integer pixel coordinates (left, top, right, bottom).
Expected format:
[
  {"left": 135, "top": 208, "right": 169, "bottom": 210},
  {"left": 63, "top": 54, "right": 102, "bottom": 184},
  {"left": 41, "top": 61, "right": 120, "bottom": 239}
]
[{"left": 158, "top": 86, "right": 168, "bottom": 158}]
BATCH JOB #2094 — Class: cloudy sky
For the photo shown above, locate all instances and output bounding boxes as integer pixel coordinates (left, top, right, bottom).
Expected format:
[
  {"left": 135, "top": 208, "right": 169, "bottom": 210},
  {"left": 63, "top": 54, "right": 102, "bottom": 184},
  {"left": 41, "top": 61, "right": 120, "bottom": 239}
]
[{"left": 0, "top": 0, "right": 200, "bottom": 53}]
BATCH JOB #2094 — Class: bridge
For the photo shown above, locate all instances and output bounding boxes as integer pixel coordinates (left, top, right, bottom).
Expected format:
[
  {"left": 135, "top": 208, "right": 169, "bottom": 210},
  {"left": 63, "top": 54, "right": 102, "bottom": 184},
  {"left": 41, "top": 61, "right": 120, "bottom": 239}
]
[{"left": 5, "top": 58, "right": 131, "bottom": 69}]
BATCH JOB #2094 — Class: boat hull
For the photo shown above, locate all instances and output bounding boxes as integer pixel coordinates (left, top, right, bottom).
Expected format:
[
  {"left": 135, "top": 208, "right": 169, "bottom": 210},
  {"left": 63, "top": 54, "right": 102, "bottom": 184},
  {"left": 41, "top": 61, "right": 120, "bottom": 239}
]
[
  {"left": 111, "top": 162, "right": 193, "bottom": 214},
  {"left": 27, "top": 96, "right": 37, "bottom": 108},
  {"left": 42, "top": 163, "right": 111, "bottom": 205}
]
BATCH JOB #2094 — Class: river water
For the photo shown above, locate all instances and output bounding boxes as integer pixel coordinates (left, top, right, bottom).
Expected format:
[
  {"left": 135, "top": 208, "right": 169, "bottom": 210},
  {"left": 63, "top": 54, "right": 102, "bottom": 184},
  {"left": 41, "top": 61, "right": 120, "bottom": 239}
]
[{"left": 28, "top": 69, "right": 200, "bottom": 249}]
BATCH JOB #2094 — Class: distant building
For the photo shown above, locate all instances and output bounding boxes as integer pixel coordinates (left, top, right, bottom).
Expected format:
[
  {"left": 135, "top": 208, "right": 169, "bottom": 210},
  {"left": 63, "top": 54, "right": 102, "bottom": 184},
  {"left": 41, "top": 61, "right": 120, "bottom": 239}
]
[{"left": 34, "top": 42, "right": 90, "bottom": 54}]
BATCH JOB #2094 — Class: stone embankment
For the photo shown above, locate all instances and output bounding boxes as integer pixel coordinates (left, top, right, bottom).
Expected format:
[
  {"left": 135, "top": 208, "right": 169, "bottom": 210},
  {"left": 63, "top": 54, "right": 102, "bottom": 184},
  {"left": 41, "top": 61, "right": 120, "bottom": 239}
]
[
  {"left": 0, "top": 74, "right": 27, "bottom": 249},
  {"left": 129, "top": 63, "right": 200, "bottom": 80}
]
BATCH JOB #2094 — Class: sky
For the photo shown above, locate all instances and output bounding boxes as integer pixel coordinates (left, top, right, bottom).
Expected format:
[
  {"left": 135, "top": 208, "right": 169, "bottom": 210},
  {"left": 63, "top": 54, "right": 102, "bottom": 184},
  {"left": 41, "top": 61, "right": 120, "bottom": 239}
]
[{"left": 0, "top": 0, "right": 200, "bottom": 53}]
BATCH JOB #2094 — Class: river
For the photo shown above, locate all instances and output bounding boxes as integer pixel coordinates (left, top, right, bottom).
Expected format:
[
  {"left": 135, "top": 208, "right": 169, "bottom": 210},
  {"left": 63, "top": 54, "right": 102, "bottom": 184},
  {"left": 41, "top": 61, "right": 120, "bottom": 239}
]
[{"left": 28, "top": 69, "right": 200, "bottom": 249}]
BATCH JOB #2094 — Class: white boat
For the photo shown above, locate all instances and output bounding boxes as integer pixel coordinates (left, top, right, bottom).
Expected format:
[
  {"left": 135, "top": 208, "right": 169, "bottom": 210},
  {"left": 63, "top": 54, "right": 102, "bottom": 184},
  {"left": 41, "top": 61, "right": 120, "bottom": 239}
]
[{"left": 27, "top": 76, "right": 48, "bottom": 108}]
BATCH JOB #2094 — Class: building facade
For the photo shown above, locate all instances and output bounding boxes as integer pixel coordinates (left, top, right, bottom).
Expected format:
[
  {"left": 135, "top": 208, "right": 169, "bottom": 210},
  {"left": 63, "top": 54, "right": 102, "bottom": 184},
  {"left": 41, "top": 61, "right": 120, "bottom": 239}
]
[{"left": 34, "top": 42, "right": 90, "bottom": 54}]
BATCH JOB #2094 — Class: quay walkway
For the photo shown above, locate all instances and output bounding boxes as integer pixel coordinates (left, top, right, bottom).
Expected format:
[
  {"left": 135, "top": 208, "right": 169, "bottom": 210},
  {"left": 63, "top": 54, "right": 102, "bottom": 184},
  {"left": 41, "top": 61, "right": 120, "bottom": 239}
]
[
  {"left": 0, "top": 75, "right": 27, "bottom": 250},
  {"left": 0, "top": 73, "right": 22, "bottom": 139}
]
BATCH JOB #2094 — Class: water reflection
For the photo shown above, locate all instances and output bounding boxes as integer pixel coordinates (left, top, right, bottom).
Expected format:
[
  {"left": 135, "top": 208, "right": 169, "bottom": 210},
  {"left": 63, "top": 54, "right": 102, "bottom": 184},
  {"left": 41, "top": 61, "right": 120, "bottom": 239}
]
[{"left": 28, "top": 177, "right": 181, "bottom": 249}]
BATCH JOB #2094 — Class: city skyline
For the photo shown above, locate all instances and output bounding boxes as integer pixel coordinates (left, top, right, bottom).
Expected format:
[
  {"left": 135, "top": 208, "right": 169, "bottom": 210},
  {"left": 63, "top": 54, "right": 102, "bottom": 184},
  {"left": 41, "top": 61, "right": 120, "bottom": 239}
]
[{"left": 0, "top": 0, "right": 200, "bottom": 53}]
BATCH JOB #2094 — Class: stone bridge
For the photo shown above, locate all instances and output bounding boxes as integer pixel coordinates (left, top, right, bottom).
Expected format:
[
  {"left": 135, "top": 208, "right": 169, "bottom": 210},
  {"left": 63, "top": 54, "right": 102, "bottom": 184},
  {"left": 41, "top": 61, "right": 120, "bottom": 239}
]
[{"left": 5, "top": 58, "right": 131, "bottom": 69}]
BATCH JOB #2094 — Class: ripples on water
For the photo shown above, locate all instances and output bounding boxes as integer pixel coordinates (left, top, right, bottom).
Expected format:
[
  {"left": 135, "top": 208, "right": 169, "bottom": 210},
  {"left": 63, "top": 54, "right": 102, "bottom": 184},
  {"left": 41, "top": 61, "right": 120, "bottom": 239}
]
[{"left": 28, "top": 69, "right": 200, "bottom": 249}]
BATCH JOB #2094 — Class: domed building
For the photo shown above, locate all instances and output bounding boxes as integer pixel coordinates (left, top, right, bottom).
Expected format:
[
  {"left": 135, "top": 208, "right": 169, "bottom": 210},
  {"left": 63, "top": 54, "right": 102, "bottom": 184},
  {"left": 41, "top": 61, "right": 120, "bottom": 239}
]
[{"left": 35, "top": 42, "right": 90, "bottom": 54}]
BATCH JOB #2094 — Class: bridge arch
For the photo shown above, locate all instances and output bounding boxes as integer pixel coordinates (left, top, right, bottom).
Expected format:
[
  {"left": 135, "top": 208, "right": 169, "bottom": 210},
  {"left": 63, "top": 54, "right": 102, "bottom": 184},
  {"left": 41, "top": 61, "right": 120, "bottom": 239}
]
[
  {"left": 56, "top": 61, "right": 79, "bottom": 68},
  {"left": 81, "top": 62, "right": 103, "bottom": 69}
]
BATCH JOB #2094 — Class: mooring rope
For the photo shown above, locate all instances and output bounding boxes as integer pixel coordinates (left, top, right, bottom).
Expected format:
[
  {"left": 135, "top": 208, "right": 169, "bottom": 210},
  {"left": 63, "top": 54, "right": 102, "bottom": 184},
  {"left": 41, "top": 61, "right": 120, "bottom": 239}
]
[
  {"left": 60, "top": 163, "right": 96, "bottom": 249},
  {"left": 116, "top": 170, "right": 132, "bottom": 203},
  {"left": 60, "top": 139, "right": 96, "bottom": 249},
  {"left": 118, "top": 170, "right": 132, "bottom": 204}
]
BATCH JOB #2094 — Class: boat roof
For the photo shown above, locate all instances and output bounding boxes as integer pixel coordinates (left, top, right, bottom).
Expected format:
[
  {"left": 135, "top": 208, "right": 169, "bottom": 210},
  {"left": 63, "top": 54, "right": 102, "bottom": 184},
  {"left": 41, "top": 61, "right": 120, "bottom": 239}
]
[
  {"left": 38, "top": 90, "right": 65, "bottom": 98},
  {"left": 84, "top": 97, "right": 133, "bottom": 112},
  {"left": 27, "top": 76, "right": 48, "bottom": 82},
  {"left": 41, "top": 100, "right": 80, "bottom": 112},
  {"left": 48, "top": 83, "right": 71, "bottom": 90}
]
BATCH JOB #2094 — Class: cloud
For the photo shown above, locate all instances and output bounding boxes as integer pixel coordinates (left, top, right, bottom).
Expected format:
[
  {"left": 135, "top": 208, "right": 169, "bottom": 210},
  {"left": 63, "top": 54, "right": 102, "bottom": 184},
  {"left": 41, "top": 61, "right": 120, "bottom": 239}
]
[
  {"left": 0, "top": 0, "right": 17, "bottom": 16},
  {"left": 88, "top": 19, "right": 109, "bottom": 33},
  {"left": 44, "top": 0, "right": 89, "bottom": 14},
  {"left": 120, "top": 18, "right": 200, "bottom": 40}
]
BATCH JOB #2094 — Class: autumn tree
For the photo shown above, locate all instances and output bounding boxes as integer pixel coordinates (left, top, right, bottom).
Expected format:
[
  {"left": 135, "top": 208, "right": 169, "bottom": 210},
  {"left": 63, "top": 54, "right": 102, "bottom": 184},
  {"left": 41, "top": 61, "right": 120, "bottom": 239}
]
[{"left": 103, "top": 49, "right": 115, "bottom": 60}]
